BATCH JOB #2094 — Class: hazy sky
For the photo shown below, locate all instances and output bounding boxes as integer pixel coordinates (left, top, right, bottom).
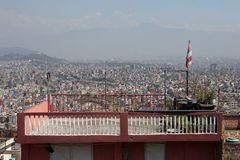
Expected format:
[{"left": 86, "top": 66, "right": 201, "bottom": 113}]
[{"left": 0, "top": 0, "right": 240, "bottom": 61}]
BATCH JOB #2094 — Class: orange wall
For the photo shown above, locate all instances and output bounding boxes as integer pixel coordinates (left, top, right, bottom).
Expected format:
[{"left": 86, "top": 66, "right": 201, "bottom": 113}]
[{"left": 25, "top": 101, "right": 48, "bottom": 113}]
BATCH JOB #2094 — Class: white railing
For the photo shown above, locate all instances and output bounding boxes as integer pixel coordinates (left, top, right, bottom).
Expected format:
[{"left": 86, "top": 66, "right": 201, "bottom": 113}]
[
  {"left": 128, "top": 114, "right": 218, "bottom": 135},
  {"left": 22, "top": 112, "right": 220, "bottom": 137},
  {"left": 25, "top": 113, "right": 120, "bottom": 136}
]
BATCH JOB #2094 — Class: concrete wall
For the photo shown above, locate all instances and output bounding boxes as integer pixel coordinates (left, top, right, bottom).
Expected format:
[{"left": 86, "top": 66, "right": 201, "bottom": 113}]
[
  {"left": 223, "top": 115, "right": 240, "bottom": 130},
  {"left": 222, "top": 115, "right": 240, "bottom": 160},
  {"left": 224, "top": 143, "right": 240, "bottom": 160},
  {"left": 51, "top": 144, "right": 92, "bottom": 160},
  {"left": 222, "top": 130, "right": 240, "bottom": 160},
  {"left": 145, "top": 143, "right": 165, "bottom": 160}
]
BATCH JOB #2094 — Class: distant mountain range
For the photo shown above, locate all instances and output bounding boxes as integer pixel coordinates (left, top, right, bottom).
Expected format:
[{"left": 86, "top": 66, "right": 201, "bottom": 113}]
[{"left": 0, "top": 47, "right": 66, "bottom": 63}]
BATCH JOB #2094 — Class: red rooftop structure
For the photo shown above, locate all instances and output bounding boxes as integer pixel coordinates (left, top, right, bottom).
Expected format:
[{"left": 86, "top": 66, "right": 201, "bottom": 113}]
[{"left": 16, "top": 93, "right": 222, "bottom": 160}]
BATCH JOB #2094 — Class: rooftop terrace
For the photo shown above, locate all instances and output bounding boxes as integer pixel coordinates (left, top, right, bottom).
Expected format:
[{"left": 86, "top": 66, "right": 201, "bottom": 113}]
[{"left": 16, "top": 94, "right": 222, "bottom": 144}]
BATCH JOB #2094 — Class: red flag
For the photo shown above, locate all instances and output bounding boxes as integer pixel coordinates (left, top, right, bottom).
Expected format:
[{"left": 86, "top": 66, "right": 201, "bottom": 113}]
[{"left": 186, "top": 40, "right": 192, "bottom": 68}]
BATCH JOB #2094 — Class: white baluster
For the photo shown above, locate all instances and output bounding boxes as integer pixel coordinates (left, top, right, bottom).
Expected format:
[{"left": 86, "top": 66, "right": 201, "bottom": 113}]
[
  {"left": 102, "top": 115, "right": 106, "bottom": 135},
  {"left": 42, "top": 115, "right": 45, "bottom": 135},
  {"left": 33, "top": 115, "right": 37, "bottom": 135},
  {"left": 77, "top": 117, "right": 80, "bottom": 135},
  {"left": 185, "top": 116, "right": 188, "bottom": 133},
  {"left": 71, "top": 116, "right": 73, "bottom": 135},
  {"left": 65, "top": 117, "right": 67, "bottom": 135},
  {"left": 146, "top": 117, "right": 149, "bottom": 134},
  {"left": 86, "top": 116, "right": 88, "bottom": 135},
  {"left": 201, "top": 116, "right": 204, "bottom": 133},
  {"left": 68, "top": 116, "right": 71, "bottom": 135},
  {"left": 56, "top": 117, "right": 58, "bottom": 135},
  {"left": 209, "top": 116, "right": 212, "bottom": 133},
  {"left": 51, "top": 116, "right": 54, "bottom": 135},
  {"left": 135, "top": 116, "right": 137, "bottom": 134},
  {"left": 194, "top": 116, "right": 196, "bottom": 133},
  {"left": 151, "top": 117, "right": 153, "bottom": 134},
  {"left": 39, "top": 115, "right": 44, "bottom": 135},
  {"left": 162, "top": 116, "right": 164, "bottom": 134},
  {"left": 198, "top": 116, "right": 200, "bottom": 134},
  {"left": 157, "top": 116, "right": 160, "bottom": 134},
  {"left": 140, "top": 116, "right": 142, "bottom": 135},
  {"left": 166, "top": 116, "right": 168, "bottom": 134},
  {"left": 181, "top": 116, "right": 184, "bottom": 134},
  {"left": 141, "top": 116, "right": 144, "bottom": 135},
  {"left": 130, "top": 116, "right": 133, "bottom": 135},
  {"left": 114, "top": 116, "right": 117, "bottom": 135},
  {"left": 189, "top": 116, "right": 192, "bottom": 133},
  {"left": 94, "top": 117, "right": 97, "bottom": 135},
  {"left": 138, "top": 116, "right": 141, "bottom": 135},
  {"left": 81, "top": 117, "right": 84, "bottom": 135},
  {"left": 46, "top": 116, "right": 49, "bottom": 135},
  {"left": 106, "top": 117, "right": 109, "bottom": 135},
  {"left": 174, "top": 115, "right": 176, "bottom": 134},
  {"left": 28, "top": 116, "right": 31, "bottom": 135},
  {"left": 154, "top": 117, "right": 156, "bottom": 134},
  {"left": 45, "top": 116, "right": 47, "bottom": 135},
  {"left": 156, "top": 116, "right": 159, "bottom": 134},
  {"left": 143, "top": 116, "right": 146, "bottom": 134},
  {"left": 39, "top": 115, "right": 41, "bottom": 135},
  {"left": 170, "top": 116, "right": 172, "bottom": 134},
  {"left": 60, "top": 117, "right": 63, "bottom": 135},
  {"left": 109, "top": 117, "right": 112, "bottom": 135},
  {"left": 213, "top": 116, "right": 216, "bottom": 133},
  {"left": 37, "top": 115, "right": 41, "bottom": 135},
  {"left": 99, "top": 117, "right": 102, "bottom": 135},
  {"left": 111, "top": 116, "right": 113, "bottom": 135},
  {"left": 177, "top": 116, "right": 180, "bottom": 134},
  {"left": 205, "top": 116, "right": 208, "bottom": 133},
  {"left": 73, "top": 116, "right": 76, "bottom": 135},
  {"left": 103, "top": 116, "right": 106, "bottom": 135}
]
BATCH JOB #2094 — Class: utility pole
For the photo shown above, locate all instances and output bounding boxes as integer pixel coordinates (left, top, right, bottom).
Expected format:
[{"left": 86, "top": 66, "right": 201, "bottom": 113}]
[
  {"left": 164, "top": 70, "right": 167, "bottom": 107},
  {"left": 217, "top": 86, "right": 220, "bottom": 111},
  {"left": 104, "top": 71, "right": 107, "bottom": 111}
]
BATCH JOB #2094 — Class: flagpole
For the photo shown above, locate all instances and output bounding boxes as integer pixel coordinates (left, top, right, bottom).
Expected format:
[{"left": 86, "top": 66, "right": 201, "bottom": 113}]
[
  {"left": 185, "top": 40, "right": 192, "bottom": 97},
  {"left": 104, "top": 71, "right": 107, "bottom": 111},
  {"left": 186, "top": 68, "right": 189, "bottom": 96}
]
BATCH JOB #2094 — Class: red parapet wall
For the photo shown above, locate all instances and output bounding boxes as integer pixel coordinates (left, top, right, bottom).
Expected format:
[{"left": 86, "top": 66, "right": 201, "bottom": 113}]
[{"left": 16, "top": 111, "right": 223, "bottom": 144}]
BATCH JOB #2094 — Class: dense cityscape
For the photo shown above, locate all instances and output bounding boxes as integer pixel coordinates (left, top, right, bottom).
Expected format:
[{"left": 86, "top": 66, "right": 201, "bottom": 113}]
[
  {"left": 0, "top": 53, "right": 239, "bottom": 159},
  {"left": 1, "top": 56, "right": 240, "bottom": 116}
]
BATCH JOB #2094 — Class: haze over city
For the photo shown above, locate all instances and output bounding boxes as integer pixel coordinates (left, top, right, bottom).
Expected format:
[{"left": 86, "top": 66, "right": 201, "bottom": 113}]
[
  {"left": 1, "top": 1, "right": 240, "bottom": 159},
  {"left": 0, "top": 0, "right": 240, "bottom": 61}
]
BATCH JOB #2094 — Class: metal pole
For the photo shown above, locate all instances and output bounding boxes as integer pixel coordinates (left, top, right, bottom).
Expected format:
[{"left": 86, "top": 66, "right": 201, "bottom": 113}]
[
  {"left": 186, "top": 69, "right": 189, "bottom": 96},
  {"left": 104, "top": 71, "right": 107, "bottom": 110},
  {"left": 217, "top": 87, "right": 220, "bottom": 111},
  {"left": 164, "top": 70, "right": 167, "bottom": 107}
]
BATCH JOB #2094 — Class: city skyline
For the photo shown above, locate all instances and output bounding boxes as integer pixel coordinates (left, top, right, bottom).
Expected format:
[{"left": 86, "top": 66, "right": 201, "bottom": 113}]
[{"left": 0, "top": 0, "right": 240, "bottom": 60}]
